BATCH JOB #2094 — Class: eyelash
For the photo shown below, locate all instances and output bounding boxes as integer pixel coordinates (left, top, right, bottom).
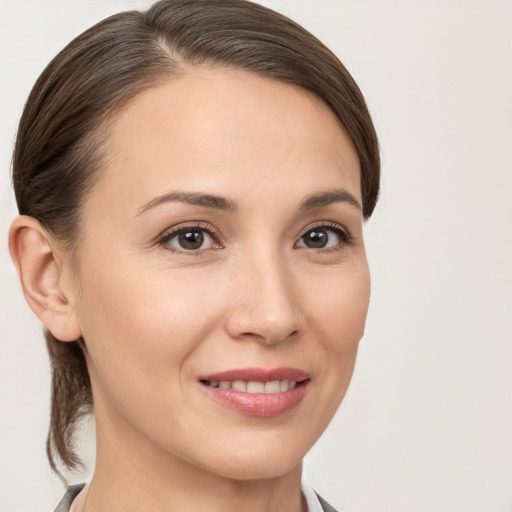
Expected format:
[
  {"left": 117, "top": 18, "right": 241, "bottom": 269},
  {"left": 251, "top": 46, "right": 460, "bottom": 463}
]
[
  {"left": 158, "top": 221, "right": 351, "bottom": 255},
  {"left": 158, "top": 222, "right": 222, "bottom": 256},
  {"left": 297, "top": 222, "right": 352, "bottom": 251}
]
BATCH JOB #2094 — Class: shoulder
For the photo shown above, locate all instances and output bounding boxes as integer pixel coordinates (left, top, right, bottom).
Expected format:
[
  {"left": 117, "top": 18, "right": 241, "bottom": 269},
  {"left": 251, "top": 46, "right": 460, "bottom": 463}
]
[{"left": 53, "top": 484, "right": 85, "bottom": 512}]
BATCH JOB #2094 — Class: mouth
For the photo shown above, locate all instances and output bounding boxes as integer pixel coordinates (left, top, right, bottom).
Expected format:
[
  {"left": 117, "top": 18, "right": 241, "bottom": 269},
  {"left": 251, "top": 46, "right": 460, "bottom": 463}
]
[
  {"left": 198, "top": 367, "right": 310, "bottom": 417},
  {"left": 200, "top": 379, "right": 300, "bottom": 393}
]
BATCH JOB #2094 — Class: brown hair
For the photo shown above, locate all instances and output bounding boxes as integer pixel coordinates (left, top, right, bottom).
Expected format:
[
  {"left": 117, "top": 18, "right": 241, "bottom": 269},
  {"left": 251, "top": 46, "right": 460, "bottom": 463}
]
[{"left": 12, "top": 0, "right": 380, "bottom": 478}]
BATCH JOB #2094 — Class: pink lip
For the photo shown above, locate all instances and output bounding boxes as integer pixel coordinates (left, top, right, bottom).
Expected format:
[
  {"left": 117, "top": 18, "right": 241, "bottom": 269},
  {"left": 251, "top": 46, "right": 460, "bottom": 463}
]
[{"left": 198, "top": 367, "right": 310, "bottom": 418}]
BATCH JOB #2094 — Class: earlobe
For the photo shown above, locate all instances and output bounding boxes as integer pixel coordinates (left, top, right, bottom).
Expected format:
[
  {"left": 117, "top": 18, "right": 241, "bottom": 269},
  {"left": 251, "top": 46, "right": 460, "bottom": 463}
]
[{"left": 8, "top": 215, "right": 82, "bottom": 342}]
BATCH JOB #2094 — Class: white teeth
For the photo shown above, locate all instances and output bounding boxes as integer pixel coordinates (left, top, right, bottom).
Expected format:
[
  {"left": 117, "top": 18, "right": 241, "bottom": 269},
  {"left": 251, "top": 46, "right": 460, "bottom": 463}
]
[
  {"left": 247, "top": 382, "right": 265, "bottom": 393},
  {"left": 231, "top": 380, "right": 247, "bottom": 392},
  {"left": 206, "top": 379, "right": 298, "bottom": 393},
  {"left": 264, "top": 380, "right": 281, "bottom": 393}
]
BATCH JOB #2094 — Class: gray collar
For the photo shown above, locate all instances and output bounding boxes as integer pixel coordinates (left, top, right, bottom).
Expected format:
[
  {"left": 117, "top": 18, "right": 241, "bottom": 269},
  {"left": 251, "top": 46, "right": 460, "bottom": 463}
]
[{"left": 53, "top": 483, "right": 339, "bottom": 512}]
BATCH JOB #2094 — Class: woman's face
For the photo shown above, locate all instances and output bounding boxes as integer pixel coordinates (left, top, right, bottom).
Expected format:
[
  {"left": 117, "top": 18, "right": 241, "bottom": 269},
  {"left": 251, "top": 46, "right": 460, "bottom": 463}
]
[{"left": 69, "top": 68, "right": 370, "bottom": 480}]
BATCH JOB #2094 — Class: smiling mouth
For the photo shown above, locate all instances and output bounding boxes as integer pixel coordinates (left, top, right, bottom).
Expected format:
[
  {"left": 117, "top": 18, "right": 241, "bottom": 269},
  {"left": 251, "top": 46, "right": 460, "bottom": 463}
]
[
  {"left": 198, "top": 367, "right": 310, "bottom": 417},
  {"left": 200, "top": 379, "right": 302, "bottom": 393}
]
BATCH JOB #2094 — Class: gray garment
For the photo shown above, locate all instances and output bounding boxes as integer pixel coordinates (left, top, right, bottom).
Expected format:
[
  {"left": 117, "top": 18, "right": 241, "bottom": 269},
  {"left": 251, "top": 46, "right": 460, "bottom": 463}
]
[
  {"left": 315, "top": 493, "right": 339, "bottom": 512},
  {"left": 54, "top": 484, "right": 85, "bottom": 512},
  {"left": 53, "top": 484, "right": 340, "bottom": 512}
]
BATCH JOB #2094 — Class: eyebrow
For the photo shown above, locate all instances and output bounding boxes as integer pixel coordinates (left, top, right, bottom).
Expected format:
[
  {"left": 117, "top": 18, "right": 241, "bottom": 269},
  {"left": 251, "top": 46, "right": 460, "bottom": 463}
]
[
  {"left": 137, "top": 191, "right": 238, "bottom": 216},
  {"left": 299, "top": 188, "right": 361, "bottom": 212},
  {"left": 137, "top": 187, "right": 361, "bottom": 216}
]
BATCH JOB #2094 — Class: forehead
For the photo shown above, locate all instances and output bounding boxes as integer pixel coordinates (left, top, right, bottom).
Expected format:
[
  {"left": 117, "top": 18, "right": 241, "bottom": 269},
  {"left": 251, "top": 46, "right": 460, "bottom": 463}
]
[{"left": 87, "top": 68, "right": 361, "bottom": 217}]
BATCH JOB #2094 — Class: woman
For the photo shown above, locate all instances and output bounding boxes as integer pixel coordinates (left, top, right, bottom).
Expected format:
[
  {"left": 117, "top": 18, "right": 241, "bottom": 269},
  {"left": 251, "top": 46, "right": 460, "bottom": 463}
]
[{"left": 8, "top": 1, "right": 379, "bottom": 511}]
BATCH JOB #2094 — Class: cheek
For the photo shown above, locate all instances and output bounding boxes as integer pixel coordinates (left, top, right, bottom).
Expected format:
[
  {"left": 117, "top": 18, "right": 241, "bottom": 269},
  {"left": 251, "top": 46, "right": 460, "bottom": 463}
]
[
  {"left": 79, "top": 251, "right": 218, "bottom": 341},
  {"left": 307, "top": 263, "right": 370, "bottom": 401},
  {"left": 75, "top": 257, "right": 222, "bottom": 414},
  {"left": 307, "top": 261, "right": 371, "bottom": 347}
]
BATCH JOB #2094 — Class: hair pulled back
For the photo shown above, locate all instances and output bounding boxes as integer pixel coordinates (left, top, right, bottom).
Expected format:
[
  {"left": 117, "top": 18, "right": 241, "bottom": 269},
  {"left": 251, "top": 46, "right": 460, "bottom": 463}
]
[{"left": 12, "top": 0, "right": 380, "bottom": 478}]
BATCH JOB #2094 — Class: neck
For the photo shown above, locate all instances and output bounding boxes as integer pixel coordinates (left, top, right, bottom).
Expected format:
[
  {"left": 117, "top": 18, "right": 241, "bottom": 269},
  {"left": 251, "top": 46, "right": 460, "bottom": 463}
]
[
  {"left": 82, "top": 407, "right": 305, "bottom": 512},
  {"left": 84, "top": 466, "right": 304, "bottom": 512}
]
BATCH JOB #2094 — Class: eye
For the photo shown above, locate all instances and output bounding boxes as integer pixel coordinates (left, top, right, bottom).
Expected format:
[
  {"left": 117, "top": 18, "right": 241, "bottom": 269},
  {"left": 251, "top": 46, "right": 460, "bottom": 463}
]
[
  {"left": 296, "top": 224, "right": 349, "bottom": 250},
  {"left": 161, "top": 226, "right": 219, "bottom": 252}
]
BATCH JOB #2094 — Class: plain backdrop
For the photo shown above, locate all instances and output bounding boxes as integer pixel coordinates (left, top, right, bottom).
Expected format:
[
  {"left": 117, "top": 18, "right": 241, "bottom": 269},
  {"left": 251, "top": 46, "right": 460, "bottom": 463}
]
[{"left": 1, "top": 1, "right": 511, "bottom": 511}]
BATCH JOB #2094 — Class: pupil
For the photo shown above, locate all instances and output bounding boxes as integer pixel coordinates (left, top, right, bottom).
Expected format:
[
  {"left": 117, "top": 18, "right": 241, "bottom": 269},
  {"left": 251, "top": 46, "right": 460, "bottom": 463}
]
[
  {"left": 306, "top": 229, "right": 327, "bottom": 248},
  {"left": 179, "top": 230, "right": 204, "bottom": 250}
]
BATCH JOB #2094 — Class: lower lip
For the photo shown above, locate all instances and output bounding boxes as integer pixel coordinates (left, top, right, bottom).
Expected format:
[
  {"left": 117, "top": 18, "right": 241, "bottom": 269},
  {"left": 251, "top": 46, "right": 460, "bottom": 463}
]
[{"left": 201, "top": 382, "right": 309, "bottom": 417}]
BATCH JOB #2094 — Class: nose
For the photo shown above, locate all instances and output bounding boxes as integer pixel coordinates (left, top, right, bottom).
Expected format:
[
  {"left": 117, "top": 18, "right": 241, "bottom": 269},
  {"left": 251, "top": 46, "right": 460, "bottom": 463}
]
[{"left": 223, "top": 251, "right": 304, "bottom": 346}]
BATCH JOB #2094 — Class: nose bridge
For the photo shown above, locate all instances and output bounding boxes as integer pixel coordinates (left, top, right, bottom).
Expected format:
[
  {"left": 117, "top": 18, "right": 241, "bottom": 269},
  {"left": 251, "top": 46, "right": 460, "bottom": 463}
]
[{"left": 226, "top": 243, "right": 302, "bottom": 344}]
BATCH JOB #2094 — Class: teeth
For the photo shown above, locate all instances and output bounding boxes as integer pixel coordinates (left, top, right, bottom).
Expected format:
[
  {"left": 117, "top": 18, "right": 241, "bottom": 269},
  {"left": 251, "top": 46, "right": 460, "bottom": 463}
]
[
  {"left": 207, "top": 379, "right": 298, "bottom": 393},
  {"left": 231, "top": 380, "right": 247, "bottom": 392},
  {"left": 264, "top": 380, "right": 281, "bottom": 393},
  {"left": 247, "top": 382, "right": 265, "bottom": 393}
]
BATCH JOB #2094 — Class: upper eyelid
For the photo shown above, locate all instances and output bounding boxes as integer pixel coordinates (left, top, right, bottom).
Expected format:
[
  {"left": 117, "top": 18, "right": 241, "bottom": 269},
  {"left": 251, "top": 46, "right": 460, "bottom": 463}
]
[
  {"left": 298, "top": 221, "right": 350, "bottom": 239},
  {"left": 159, "top": 222, "right": 222, "bottom": 241}
]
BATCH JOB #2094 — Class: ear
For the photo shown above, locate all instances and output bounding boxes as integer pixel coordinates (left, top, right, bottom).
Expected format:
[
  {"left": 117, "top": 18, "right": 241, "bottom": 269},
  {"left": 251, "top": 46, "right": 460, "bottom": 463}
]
[{"left": 8, "top": 215, "right": 82, "bottom": 342}]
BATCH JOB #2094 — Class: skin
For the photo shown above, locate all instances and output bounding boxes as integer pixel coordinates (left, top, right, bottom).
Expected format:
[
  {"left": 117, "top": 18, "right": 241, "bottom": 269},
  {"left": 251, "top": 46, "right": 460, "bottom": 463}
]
[{"left": 10, "top": 68, "right": 370, "bottom": 512}]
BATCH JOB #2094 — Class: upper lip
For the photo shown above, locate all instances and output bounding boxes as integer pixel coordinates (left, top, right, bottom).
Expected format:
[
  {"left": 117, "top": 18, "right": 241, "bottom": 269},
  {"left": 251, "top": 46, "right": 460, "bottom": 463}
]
[{"left": 199, "top": 367, "right": 310, "bottom": 383}]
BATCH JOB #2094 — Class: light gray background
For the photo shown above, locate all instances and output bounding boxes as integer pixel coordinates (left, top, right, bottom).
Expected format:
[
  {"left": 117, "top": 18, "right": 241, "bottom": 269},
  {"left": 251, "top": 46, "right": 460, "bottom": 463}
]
[{"left": 1, "top": 1, "right": 511, "bottom": 511}]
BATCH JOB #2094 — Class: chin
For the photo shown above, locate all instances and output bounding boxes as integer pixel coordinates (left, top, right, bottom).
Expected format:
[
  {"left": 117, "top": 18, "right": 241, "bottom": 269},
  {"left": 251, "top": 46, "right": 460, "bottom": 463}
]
[
  {"left": 211, "top": 457, "right": 303, "bottom": 481},
  {"left": 192, "top": 434, "right": 309, "bottom": 481}
]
